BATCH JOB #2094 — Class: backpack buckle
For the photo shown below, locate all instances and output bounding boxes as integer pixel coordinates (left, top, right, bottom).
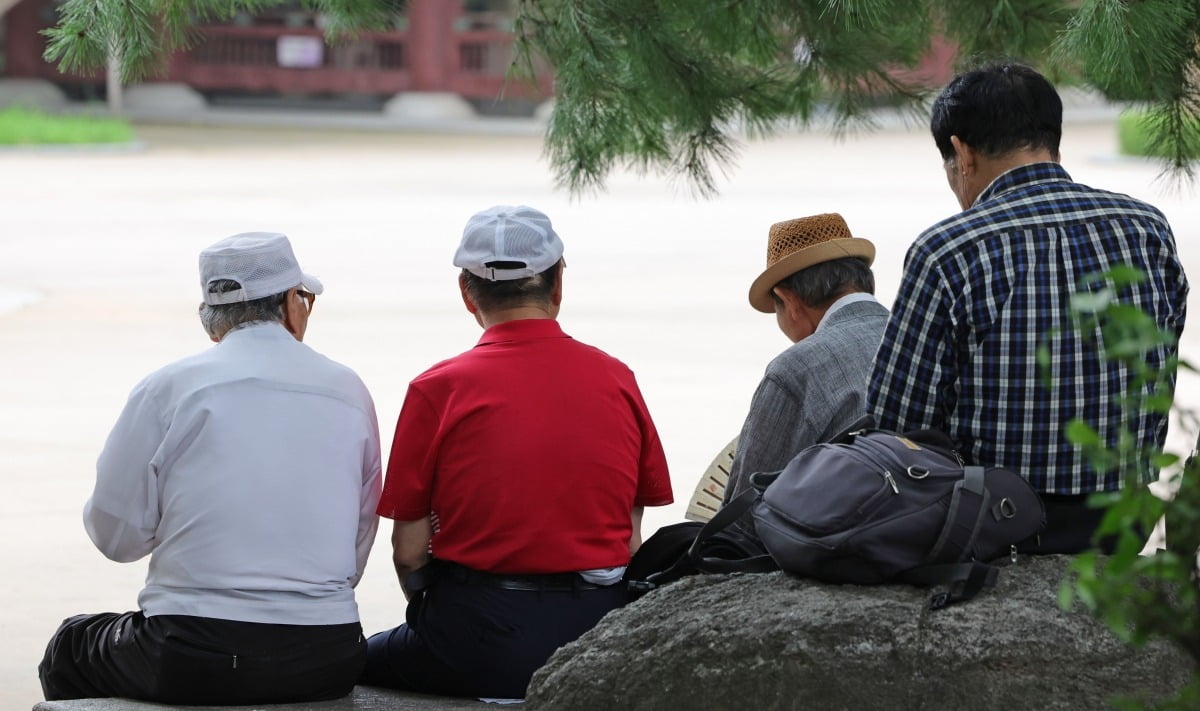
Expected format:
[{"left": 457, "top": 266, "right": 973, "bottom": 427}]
[{"left": 928, "top": 591, "right": 950, "bottom": 611}]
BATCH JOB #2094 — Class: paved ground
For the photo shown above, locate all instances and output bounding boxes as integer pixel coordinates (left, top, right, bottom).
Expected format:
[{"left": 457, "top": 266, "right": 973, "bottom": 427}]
[{"left": 2, "top": 117, "right": 1198, "bottom": 709}]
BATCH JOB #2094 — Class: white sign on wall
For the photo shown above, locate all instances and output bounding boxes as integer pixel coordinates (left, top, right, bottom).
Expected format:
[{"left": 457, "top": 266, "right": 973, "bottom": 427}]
[{"left": 277, "top": 36, "right": 325, "bottom": 68}]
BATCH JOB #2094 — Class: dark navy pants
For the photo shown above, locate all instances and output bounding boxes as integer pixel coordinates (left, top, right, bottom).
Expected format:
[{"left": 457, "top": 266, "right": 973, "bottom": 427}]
[
  {"left": 39, "top": 611, "right": 364, "bottom": 704},
  {"left": 361, "top": 573, "right": 627, "bottom": 699}
]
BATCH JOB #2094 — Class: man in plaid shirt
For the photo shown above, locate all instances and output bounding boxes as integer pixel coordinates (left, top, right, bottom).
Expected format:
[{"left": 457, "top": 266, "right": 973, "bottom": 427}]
[{"left": 867, "top": 63, "right": 1188, "bottom": 554}]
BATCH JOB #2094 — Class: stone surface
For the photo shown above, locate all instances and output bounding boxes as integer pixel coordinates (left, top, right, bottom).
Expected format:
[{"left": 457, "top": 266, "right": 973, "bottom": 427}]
[
  {"left": 527, "top": 555, "right": 1194, "bottom": 710},
  {"left": 0, "top": 79, "right": 68, "bottom": 111},
  {"left": 33, "top": 685, "right": 493, "bottom": 710},
  {"left": 533, "top": 100, "right": 554, "bottom": 123},
  {"left": 383, "top": 92, "right": 476, "bottom": 121},
  {"left": 122, "top": 83, "right": 207, "bottom": 116}
]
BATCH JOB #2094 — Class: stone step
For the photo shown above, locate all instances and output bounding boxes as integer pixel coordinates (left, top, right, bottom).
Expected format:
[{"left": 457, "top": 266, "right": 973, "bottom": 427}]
[{"left": 33, "top": 685, "right": 502, "bottom": 710}]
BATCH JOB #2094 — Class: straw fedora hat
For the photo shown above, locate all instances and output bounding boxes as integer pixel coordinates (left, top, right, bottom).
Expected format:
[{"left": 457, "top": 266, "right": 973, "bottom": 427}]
[{"left": 748, "top": 213, "right": 875, "bottom": 313}]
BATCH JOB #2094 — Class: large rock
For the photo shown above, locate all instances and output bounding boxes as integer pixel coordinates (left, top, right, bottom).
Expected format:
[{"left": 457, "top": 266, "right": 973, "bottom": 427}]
[
  {"left": 383, "top": 92, "right": 475, "bottom": 121},
  {"left": 527, "top": 555, "right": 1194, "bottom": 710},
  {"left": 123, "top": 83, "right": 206, "bottom": 117},
  {"left": 33, "top": 685, "right": 489, "bottom": 710},
  {"left": 0, "top": 79, "right": 68, "bottom": 111}
]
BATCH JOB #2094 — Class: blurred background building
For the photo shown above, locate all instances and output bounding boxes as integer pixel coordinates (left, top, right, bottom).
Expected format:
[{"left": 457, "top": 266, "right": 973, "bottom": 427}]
[{"left": 0, "top": 0, "right": 554, "bottom": 115}]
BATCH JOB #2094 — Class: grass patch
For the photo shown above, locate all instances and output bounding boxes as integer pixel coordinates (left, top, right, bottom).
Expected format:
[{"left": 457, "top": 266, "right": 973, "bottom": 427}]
[
  {"left": 1117, "top": 110, "right": 1200, "bottom": 158},
  {"left": 0, "top": 106, "right": 135, "bottom": 145}
]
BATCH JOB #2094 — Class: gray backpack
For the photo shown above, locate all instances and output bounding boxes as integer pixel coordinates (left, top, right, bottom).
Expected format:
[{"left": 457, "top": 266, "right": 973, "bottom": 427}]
[{"left": 688, "top": 422, "right": 1045, "bottom": 609}]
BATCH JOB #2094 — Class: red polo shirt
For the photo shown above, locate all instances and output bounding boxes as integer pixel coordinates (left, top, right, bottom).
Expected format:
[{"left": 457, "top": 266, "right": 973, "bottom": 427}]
[{"left": 378, "top": 319, "right": 673, "bottom": 574}]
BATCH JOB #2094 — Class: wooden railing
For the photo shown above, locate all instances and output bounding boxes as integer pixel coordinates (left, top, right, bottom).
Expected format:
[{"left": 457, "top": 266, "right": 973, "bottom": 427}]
[
  {"left": 165, "top": 25, "right": 412, "bottom": 94},
  {"left": 451, "top": 29, "right": 551, "bottom": 100}
]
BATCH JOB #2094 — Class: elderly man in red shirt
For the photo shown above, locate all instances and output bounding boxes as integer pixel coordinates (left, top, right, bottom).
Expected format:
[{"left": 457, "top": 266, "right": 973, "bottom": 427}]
[{"left": 360, "top": 205, "right": 673, "bottom": 700}]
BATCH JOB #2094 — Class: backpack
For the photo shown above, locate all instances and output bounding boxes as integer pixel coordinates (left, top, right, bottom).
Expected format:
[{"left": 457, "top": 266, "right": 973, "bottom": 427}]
[
  {"left": 640, "top": 420, "right": 1045, "bottom": 609},
  {"left": 625, "top": 521, "right": 765, "bottom": 601}
]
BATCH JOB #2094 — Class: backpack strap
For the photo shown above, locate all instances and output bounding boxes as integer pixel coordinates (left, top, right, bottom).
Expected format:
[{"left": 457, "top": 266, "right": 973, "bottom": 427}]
[
  {"left": 924, "top": 465, "right": 990, "bottom": 565},
  {"left": 900, "top": 560, "right": 1000, "bottom": 610},
  {"left": 684, "top": 487, "right": 778, "bottom": 575}
]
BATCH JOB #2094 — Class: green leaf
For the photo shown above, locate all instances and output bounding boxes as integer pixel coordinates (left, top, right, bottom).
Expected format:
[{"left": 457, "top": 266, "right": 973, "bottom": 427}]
[
  {"left": 1070, "top": 288, "right": 1114, "bottom": 314},
  {"left": 1057, "top": 580, "right": 1076, "bottom": 610},
  {"left": 1065, "top": 419, "right": 1102, "bottom": 447},
  {"left": 1102, "top": 265, "right": 1148, "bottom": 289}
]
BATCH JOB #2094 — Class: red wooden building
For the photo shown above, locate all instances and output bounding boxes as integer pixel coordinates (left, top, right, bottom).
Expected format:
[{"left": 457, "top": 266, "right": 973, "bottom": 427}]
[{"left": 1, "top": 0, "right": 552, "bottom": 107}]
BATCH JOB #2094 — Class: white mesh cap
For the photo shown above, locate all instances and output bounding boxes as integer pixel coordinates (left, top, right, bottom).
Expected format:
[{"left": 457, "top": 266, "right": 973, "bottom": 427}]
[
  {"left": 199, "top": 232, "right": 324, "bottom": 306},
  {"left": 454, "top": 205, "right": 565, "bottom": 281}
]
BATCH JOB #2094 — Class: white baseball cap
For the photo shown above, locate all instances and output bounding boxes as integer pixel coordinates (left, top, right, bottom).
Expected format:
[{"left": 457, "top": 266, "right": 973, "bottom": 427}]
[
  {"left": 199, "top": 232, "right": 324, "bottom": 306},
  {"left": 454, "top": 205, "right": 564, "bottom": 281}
]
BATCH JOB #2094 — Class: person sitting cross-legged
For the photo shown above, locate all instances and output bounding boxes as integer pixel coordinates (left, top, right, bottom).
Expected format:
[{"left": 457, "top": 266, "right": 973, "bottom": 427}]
[
  {"left": 38, "top": 232, "right": 382, "bottom": 705},
  {"left": 361, "top": 205, "right": 674, "bottom": 700}
]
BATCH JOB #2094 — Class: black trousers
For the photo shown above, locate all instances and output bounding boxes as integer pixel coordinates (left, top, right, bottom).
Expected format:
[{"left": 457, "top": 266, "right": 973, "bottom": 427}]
[
  {"left": 360, "top": 564, "right": 627, "bottom": 699},
  {"left": 1016, "top": 493, "right": 1143, "bottom": 555},
  {"left": 39, "top": 611, "right": 365, "bottom": 704}
]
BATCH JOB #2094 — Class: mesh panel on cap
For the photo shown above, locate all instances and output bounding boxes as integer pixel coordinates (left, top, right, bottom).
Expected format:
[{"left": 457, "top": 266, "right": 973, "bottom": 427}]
[
  {"left": 200, "top": 232, "right": 304, "bottom": 304},
  {"left": 766, "top": 213, "right": 853, "bottom": 266},
  {"left": 488, "top": 219, "right": 547, "bottom": 266},
  {"left": 456, "top": 205, "right": 563, "bottom": 280}
]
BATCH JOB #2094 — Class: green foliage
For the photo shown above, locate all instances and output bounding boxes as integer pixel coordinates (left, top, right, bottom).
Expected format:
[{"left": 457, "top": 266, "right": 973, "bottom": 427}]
[
  {"left": 1120, "top": 110, "right": 1200, "bottom": 162},
  {"left": 513, "top": 0, "right": 1200, "bottom": 193},
  {"left": 1054, "top": 266, "right": 1200, "bottom": 704},
  {"left": 0, "top": 107, "right": 135, "bottom": 145}
]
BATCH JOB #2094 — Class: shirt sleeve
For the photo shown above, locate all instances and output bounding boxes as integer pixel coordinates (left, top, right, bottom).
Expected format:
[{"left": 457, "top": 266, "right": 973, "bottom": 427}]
[
  {"left": 723, "top": 373, "right": 815, "bottom": 504},
  {"left": 867, "top": 241, "right": 957, "bottom": 433},
  {"left": 351, "top": 391, "right": 383, "bottom": 587},
  {"left": 629, "top": 380, "right": 673, "bottom": 507},
  {"left": 377, "top": 386, "right": 440, "bottom": 521},
  {"left": 84, "top": 378, "right": 165, "bottom": 563}
]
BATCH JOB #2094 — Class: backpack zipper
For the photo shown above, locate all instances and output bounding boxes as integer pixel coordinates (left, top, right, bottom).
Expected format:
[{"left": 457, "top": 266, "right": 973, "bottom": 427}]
[{"left": 832, "top": 445, "right": 905, "bottom": 495}]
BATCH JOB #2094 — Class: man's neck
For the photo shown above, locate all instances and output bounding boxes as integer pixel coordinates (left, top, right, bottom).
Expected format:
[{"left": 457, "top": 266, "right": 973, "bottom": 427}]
[
  {"left": 478, "top": 305, "right": 557, "bottom": 329},
  {"left": 966, "top": 148, "right": 1057, "bottom": 207}
]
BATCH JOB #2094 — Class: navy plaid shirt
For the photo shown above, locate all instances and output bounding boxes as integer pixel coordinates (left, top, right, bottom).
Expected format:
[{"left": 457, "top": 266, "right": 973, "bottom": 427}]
[{"left": 868, "top": 162, "right": 1188, "bottom": 493}]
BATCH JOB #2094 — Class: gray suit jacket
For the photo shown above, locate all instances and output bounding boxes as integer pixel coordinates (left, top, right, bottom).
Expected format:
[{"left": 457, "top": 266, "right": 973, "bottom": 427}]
[{"left": 723, "top": 299, "right": 890, "bottom": 535}]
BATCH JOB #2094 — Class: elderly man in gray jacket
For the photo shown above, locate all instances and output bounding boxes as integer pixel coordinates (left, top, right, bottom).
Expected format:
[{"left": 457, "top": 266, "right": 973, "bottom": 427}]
[{"left": 722, "top": 213, "right": 889, "bottom": 536}]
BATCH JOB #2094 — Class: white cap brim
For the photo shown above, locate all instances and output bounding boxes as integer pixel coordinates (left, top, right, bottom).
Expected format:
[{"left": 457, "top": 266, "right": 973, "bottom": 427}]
[{"left": 299, "top": 272, "right": 324, "bottom": 295}]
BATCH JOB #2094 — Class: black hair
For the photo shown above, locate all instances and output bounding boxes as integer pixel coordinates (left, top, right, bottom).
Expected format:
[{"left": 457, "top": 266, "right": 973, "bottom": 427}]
[
  {"left": 773, "top": 257, "right": 874, "bottom": 308},
  {"left": 461, "top": 260, "right": 561, "bottom": 312},
  {"left": 930, "top": 63, "right": 1062, "bottom": 160}
]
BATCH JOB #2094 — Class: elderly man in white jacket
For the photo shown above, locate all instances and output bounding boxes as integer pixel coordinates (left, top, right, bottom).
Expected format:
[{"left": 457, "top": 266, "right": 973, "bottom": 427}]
[{"left": 39, "top": 232, "right": 382, "bottom": 706}]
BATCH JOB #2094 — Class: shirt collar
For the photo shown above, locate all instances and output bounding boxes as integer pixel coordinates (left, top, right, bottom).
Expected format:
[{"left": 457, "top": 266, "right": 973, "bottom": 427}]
[
  {"left": 816, "top": 292, "right": 880, "bottom": 332},
  {"left": 220, "top": 320, "right": 291, "bottom": 342},
  {"left": 975, "top": 162, "right": 1072, "bottom": 206},
  {"left": 476, "top": 318, "right": 568, "bottom": 346}
]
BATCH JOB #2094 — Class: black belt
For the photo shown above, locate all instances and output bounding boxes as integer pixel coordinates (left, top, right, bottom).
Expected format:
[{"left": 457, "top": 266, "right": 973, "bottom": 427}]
[{"left": 412, "top": 560, "right": 606, "bottom": 593}]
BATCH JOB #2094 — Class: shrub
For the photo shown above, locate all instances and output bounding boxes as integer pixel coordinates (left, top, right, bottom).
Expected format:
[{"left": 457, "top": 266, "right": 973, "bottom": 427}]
[
  {"left": 0, "top": 106, "right": 135, "bottom": 145},
  {"left": 1117, "top": 110, "right": 1200, "bottom": 159}
]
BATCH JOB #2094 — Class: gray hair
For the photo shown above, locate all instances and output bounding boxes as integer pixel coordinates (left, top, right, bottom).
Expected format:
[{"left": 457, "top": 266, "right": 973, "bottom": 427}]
[
  {"left": 774, "top": 257, "right": 874, "bottom": 308},
  {"left": 198, "top": 279, "right": 286, "bottom": 340}
]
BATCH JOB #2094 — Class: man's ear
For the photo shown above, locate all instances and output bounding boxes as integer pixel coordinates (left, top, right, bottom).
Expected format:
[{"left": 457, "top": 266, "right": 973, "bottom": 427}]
[
  {"left": 459, "top": 274, "right": 479, "bottom": 315},
  {"left": 772, "top": 285, "right": 801, "bottom": 317},
  {"left": 550, "top": 260, "right": 564, "bottom": 307},
  {"left": 280, "top": 287, "right": 307, "bottom": 341},
  {"left": 949, "top": 135, "right": 975, "bottom": 176}
]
